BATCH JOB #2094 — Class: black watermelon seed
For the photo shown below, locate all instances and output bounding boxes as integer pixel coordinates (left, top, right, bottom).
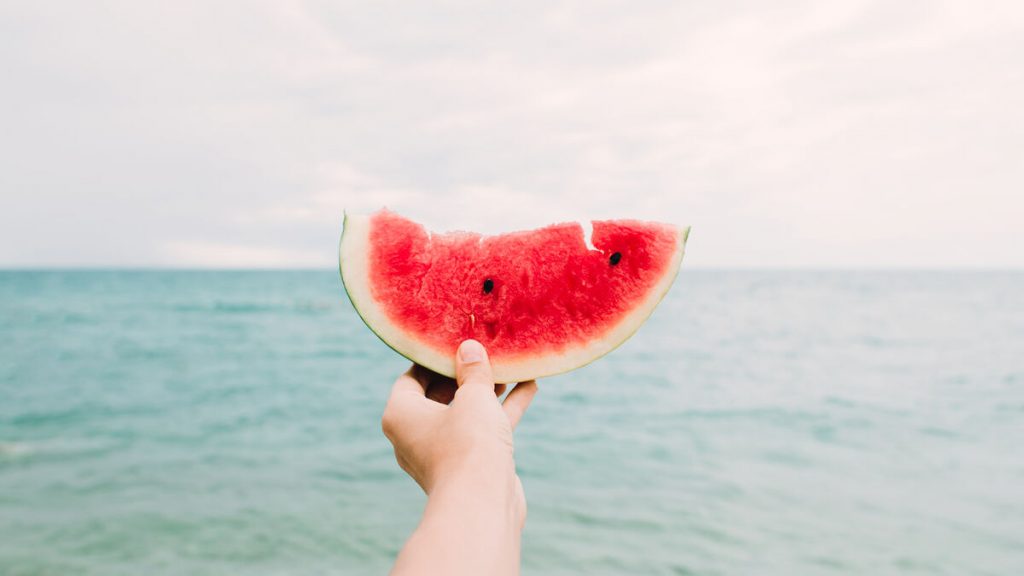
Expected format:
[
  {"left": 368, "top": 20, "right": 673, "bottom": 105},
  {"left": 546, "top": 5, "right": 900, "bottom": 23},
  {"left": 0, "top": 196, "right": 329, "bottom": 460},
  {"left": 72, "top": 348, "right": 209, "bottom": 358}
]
[
  {"left": 609, "top": 252, "right": 622, "bottom": 266},
  {"left": 483, "top": 279, "right": 494, "bottom": 294}
]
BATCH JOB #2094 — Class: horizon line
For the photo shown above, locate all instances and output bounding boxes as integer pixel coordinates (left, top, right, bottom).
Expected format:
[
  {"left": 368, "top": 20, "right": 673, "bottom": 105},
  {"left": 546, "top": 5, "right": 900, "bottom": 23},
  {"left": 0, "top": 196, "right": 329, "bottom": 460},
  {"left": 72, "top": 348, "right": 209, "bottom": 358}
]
[{"left": 2, "top": 266, "right": 1022, "bottom": 273}]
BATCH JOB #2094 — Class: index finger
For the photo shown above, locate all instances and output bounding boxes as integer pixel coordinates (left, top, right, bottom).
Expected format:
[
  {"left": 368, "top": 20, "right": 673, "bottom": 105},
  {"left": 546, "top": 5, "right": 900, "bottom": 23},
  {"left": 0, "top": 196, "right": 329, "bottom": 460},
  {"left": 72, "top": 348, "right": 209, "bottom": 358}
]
[{"left": 389, "top": 365, "right": 428, "bottom": 401}]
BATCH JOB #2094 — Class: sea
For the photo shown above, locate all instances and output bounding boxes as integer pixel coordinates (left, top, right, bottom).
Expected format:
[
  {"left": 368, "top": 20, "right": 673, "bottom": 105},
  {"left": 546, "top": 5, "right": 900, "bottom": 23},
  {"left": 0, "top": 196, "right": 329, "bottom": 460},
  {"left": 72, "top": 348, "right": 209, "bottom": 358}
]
[{"left": 1, "top": 270, "right": 1022, "bottom": 575}]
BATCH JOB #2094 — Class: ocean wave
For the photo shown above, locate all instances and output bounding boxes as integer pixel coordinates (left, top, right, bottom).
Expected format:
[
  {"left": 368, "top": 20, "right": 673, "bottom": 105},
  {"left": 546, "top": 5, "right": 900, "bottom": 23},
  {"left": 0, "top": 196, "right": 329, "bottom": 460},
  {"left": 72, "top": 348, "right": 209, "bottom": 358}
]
[
  {"left": 0, "top": 441, "right": 33, "bottom": 458},
  {"left": 168, "top": 300, "right": 335, "bottom": 315}
]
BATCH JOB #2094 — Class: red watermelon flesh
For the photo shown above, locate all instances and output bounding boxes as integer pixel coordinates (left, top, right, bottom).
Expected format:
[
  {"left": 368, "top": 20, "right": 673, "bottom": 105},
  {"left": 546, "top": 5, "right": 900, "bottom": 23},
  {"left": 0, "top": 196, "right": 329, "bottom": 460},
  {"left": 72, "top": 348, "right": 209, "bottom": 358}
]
[{"left": 339, "top": 210, "right": 689, "bottom": 383}]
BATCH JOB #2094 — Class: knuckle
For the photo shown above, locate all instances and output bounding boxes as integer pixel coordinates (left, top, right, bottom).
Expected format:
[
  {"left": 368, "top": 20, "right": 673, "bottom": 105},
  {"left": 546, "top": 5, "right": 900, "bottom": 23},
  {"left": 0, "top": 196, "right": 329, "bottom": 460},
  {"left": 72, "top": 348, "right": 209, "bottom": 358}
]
[
  {"left": 461, "top": 373, "right": 494, "bottom": 390},
  {"left": 381, "top": 407, "right": 398, "bottom": 438}
]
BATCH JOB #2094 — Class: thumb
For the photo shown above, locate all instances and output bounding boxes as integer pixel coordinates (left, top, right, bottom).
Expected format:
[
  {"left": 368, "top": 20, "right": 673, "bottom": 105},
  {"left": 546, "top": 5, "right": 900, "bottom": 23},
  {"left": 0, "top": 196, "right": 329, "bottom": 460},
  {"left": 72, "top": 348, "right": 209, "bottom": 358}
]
[{"left": 455, "top": 339, "right": 494, "bottom": 394}]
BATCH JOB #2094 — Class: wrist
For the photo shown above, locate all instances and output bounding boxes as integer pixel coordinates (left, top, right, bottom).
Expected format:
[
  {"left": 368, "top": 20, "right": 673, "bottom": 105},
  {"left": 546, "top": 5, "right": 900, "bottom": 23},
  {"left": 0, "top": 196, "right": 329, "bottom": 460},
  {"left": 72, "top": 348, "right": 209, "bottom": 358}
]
[{"left": 426, "top": 456, "right": 525, "bottom": 529}]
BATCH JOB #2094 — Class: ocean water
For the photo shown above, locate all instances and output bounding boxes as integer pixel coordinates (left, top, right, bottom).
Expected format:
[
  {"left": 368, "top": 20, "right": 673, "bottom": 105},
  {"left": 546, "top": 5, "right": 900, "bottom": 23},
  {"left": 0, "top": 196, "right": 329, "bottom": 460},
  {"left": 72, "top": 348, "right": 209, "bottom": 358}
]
[{"left": 1, "top": 270, "right": 1022, "bottom": 575}]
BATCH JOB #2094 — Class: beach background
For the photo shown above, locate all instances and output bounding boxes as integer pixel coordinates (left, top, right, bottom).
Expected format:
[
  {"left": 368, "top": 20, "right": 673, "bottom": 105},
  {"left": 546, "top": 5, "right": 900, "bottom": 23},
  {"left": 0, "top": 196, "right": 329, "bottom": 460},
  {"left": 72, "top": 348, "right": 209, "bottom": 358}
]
[
  {"left": 2, "top": 269, "right": 1022, "bottom": 575},
  {"left": 3, "top": 1, "right": 1024, "bottom": 574}
]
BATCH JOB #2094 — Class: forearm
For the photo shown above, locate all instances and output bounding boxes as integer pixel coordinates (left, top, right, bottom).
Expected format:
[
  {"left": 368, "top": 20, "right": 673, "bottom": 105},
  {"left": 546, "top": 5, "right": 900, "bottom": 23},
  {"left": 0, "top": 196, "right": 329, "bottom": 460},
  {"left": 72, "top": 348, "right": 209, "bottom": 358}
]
[{"left": 391, "top": 461, "right": 524, "bottom": 576}]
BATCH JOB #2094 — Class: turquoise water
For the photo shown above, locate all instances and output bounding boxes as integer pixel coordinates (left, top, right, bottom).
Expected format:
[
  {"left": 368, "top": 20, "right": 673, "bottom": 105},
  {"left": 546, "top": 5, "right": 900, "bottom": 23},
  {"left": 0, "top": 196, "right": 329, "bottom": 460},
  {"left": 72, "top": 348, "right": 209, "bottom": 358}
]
[{"left": 1, "top": 270, "right": 1022, "bottom": 575}]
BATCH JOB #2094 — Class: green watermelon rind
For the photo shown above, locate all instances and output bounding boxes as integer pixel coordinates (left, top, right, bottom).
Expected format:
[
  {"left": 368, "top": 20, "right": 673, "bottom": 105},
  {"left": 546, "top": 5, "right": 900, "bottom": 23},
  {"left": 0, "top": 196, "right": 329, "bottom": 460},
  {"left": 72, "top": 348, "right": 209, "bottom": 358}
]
[{"left": 339, "top": 211, "right": 690, "bottom": 383}]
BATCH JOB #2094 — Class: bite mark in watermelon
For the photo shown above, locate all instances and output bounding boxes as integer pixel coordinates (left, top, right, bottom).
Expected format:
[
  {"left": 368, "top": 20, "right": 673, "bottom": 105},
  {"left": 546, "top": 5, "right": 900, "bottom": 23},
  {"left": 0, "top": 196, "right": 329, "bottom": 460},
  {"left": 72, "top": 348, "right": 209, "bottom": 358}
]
[{"left": 339, "top": 210, "right": 689, "bottom": 383}]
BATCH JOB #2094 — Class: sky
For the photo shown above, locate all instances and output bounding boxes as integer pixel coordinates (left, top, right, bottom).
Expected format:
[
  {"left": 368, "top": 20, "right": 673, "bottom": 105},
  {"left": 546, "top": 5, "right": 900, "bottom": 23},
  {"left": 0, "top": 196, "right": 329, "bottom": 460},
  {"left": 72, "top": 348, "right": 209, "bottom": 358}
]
[{"left": 1, "top": 0, "right": 1022, "bottom": 268}]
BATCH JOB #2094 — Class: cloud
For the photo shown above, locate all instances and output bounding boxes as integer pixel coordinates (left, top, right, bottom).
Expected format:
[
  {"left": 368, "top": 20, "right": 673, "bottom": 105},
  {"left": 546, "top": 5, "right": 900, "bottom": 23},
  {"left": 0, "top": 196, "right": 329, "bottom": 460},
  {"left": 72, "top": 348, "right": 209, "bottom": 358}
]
[
  {"left": 160, "top": 241, "right": 326, "bottom": 269},
  {"left": 1, "top": 0, "right": 1022, "bottom": 267}
]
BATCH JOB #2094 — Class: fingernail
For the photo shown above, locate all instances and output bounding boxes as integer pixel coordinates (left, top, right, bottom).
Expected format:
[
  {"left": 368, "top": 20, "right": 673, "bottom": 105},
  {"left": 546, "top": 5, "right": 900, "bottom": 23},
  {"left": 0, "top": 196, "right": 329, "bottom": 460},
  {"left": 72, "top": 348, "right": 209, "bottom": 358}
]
[{"left": 459, "top": 339, "right": 484, "bottom": 364}]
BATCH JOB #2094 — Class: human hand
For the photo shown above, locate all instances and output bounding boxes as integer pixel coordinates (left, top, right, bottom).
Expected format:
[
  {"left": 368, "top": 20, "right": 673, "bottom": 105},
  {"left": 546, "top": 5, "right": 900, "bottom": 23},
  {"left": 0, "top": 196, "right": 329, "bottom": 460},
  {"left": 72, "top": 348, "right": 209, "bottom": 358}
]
[
  {"left": 385, "top": 340, "right": 537, "bottom": 575},
  {"left": 382, "top": 340, "right": 538, "bottom": 519}
]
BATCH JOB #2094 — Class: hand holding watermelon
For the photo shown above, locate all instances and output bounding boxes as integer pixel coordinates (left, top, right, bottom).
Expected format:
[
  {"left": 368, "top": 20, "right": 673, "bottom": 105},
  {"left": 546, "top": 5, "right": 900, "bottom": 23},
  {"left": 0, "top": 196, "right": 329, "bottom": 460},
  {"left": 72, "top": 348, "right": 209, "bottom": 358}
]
[
  {"left": 359, "top": 211, "right": 690, "bottom": 575},
  {"left": 385, "top": 339, "right": 537, "bottom": 576}
]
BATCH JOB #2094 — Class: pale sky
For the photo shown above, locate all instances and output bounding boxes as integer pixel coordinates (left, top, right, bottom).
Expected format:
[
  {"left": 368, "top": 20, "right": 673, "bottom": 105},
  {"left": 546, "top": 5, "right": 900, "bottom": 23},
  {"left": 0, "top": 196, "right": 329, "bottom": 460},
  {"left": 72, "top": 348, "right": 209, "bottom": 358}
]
[{"left": 2, "top": 0, "right": 1022, "bottom": 268}]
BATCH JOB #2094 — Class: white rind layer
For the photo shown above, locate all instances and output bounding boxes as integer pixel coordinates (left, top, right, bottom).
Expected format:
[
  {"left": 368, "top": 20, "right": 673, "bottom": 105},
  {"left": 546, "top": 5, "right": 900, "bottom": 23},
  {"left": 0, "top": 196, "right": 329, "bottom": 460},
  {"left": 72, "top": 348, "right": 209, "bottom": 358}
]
[{"left": 339, "top": 213, "right": 689, "bottom": 383}]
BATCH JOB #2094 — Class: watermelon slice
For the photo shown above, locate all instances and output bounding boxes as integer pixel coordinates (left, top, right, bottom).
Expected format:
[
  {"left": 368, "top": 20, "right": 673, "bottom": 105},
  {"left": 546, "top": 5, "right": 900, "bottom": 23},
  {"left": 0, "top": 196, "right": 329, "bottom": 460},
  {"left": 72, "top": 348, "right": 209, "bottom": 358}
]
[{"left": 339, "top": 210, "right": 689, "bottom": 383}]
